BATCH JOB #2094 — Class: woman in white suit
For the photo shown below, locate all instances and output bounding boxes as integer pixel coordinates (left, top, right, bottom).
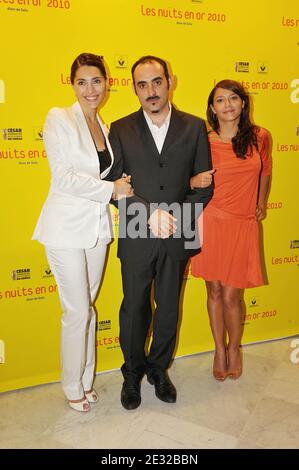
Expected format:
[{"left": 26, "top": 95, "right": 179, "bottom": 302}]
[{"left": 33, "top": 53, "right": 132, "bottom": 412}]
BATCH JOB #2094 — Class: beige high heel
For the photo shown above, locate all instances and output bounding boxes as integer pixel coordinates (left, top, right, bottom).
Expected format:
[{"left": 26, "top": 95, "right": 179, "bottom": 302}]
[
  {"left": 68, "top": 397, "right": 90, "bottom": 412},
  {"left": 84, "top": 389, "right": 99, "bottom": 403},
  {"left": 212, "top": 350, "right": 228, "bottom": 381},
  {"left": 227, "top": 348, "right": 243, "bottom": 380}
]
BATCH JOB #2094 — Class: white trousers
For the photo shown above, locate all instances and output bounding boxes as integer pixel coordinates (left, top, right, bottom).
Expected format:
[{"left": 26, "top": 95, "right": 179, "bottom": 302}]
[{"left": 45, "top": 242, "right": 107, "bottom": 400}]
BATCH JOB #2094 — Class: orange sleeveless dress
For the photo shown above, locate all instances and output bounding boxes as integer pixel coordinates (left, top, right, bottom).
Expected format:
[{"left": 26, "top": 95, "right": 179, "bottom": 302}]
[{"left": 191, "top": 128, "right": 271, "bottom": 288}]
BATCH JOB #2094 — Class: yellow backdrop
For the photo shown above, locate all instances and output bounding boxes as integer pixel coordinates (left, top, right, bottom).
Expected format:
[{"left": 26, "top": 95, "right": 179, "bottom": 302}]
[{"left": 0, "top": 0, "right": 298, "bottom": 392}]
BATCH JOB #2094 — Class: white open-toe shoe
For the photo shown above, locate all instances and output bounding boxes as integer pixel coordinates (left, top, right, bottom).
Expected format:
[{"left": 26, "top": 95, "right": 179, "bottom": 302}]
[
  {"left": 68, "top": 397, "right": 90, "bottom": 412},
  {"left": 84, "top": 389, "right": 99, "bottom": 403}
]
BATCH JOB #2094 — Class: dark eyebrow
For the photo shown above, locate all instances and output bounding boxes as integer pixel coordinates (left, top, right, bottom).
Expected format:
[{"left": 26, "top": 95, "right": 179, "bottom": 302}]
[
  {"left": 136, "top": 80, "right": 147, "bottom": 86},
  {"left": 216, "top": 92, "right": 237, "bottom": 98},
  {"left": 75, "top": 76, "right": 102, "bottom": 82},
  {"left": 136, "top": 76, "right": 163, "bottom": 86}
]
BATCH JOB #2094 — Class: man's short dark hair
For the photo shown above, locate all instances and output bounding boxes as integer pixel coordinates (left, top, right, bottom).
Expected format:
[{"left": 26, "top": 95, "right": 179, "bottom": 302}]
[{"left": 131, "top": 55, "right": 170, "bottom": 83}]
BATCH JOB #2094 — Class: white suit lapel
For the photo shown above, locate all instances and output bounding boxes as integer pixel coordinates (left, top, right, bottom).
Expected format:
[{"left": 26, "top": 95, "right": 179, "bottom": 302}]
[
  {"left": 96, "top": 115, "right": 114, "bottom": 179},
  {"left": 71, "top": 101, "right": 114, "bottom": 179},
  {"left": 71, "top": 102, "right": 98, "bottom": 165}
]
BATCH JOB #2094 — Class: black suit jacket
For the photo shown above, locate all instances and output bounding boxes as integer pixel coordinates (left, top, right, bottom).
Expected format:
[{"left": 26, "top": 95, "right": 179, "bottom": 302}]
[{"left": 108, "top": 106, "right": 213, "bottom": 260}]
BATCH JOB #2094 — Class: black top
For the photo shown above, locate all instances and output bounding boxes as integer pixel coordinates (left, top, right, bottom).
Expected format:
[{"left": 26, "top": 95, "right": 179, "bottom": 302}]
[{"left": 97, "top": 146, "right": 112, "bottom": 174}]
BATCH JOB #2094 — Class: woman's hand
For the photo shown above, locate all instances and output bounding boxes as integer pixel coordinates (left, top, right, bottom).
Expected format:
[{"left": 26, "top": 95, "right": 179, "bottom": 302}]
[
  {"left": 256, "top": 203, "right": 266, "bottom": 221},
  {"left": 190, "top": 169, "right": 215, "bottom": 189},
  {"left": 113, "top": 175, "right": 133, "bottom": 198}
]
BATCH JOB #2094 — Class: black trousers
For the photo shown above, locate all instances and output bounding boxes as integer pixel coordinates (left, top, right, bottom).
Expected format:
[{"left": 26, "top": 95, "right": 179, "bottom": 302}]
[{"left": 119, "top": 240, "right": 188, "bottom": 379}]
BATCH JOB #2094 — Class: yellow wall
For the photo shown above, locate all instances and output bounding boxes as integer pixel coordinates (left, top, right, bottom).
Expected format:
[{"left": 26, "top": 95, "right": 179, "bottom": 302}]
[{"left": 0, "top": 0, "right": 298, "bottom": 392}]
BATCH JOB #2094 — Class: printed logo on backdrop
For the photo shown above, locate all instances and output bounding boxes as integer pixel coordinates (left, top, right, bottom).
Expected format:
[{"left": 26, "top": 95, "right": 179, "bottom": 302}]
[
  {"left": 272, "top": 254, "right": 299, "bottom": 266},
  {"left": 115, "top": 55, "right": 128, "bottom": 69},
  {"left": 97, "top": 320, "right": 112, "bottom": 332},
  {"left": 2, "top": 128, "right": 23, "bottom": 141},
  {"left": 0, "top": 80, "right": 4, "bottom": 104},
  {"left": 296, "top": 127, "right": 299, "bottom": 136},
  {"left": 281, "top": 16, "right": 299, "bottom": 28},
  {"left": 108, "top": 77, "right": 132, "bottom": 92},
  {"left": 257, "top": 62, "right": 269, "bottom": 74},
  {"left": 1, "top": 0, "right": 72, "bottom": 14},
  {"left": 290, "top": 240, "right": 299, "bottom": 249},
  {"left": 276, "top": 142, "right": 299, "bottom": 153},
  {"left": 96, "top": 335, "right": 120, "bottom": 349},
  {"left": 140, "top": 4, "right": 227, "bottom": 25},
  {"left": 235, "top": 61, "right": 249, "bottom": 73},
  {"left": 12, "top": 268, "right": 31, "bottom": 281},
  {"left": 267, "top": 201, "right": 283, "bottom": 210},
  {"left": 243, "top": 308, "right": 278, "bottom": 323},
  {"left": 249, "top": 296, "right": 260, "bottom": 308},
  {"left": 0, "top": 340, "right": 5, "bottom": 364},
  {"left": 290, "top": 79, "right": 299, "bottom": 103},
  {"left": 33, "top": 127, "right": 43, "bottom": 141},
  {"left": 41, "top": 265, "right": 53, "bottom": 278}
]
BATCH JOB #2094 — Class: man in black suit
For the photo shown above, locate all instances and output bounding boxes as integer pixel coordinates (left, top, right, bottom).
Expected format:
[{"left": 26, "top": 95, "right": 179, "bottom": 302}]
[{"left": 108, "top": 56, "right": 213, "bottom": 410}]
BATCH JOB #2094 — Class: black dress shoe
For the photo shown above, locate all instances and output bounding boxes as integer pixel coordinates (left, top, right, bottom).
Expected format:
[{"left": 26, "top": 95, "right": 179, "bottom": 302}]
[
  {"left": 147, "top": 370, "right": 177, "bottom": 403},
  {"left": 121, "top": 380, "right": 141, "bottom": 410}
]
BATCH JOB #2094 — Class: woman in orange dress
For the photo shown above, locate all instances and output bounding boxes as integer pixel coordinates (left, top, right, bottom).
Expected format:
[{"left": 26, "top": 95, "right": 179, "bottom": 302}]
[{"left": 191, "top": 80, "right": 271, "bottom": 381}]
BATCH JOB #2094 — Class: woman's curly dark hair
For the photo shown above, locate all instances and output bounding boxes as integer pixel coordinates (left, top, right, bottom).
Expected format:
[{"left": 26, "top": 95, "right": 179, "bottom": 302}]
[{"left": 207, "top": 80, "right": 258, "bottom": 159}]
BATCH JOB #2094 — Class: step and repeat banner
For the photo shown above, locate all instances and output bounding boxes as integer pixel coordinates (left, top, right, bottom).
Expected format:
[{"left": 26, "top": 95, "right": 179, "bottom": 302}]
[{"left": 0, "top": 0, "right": 298, "bottom": 392}]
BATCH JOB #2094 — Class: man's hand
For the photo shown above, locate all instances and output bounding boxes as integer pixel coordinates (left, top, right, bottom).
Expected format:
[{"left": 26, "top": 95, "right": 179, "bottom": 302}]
[
  {"left": 190, "top": 169, "right": 215, "bottom": 189},
  {"left": 148, "top": 209, "right": 177, "bottom": 239}
]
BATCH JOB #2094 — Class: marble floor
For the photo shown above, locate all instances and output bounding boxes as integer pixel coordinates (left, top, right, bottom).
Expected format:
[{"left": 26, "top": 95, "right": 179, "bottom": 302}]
[{"left": 0, "top": 336, "right": 299, "bottom": 449}]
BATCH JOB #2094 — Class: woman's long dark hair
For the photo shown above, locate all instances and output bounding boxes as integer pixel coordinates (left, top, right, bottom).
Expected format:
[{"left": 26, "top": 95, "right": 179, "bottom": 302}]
[{"left": 207, "top": 80, "right": 258, "bottom": 159}]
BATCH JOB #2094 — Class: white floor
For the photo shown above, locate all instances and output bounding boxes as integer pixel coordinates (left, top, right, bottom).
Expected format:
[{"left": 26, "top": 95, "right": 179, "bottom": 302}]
[{"left": 1, "top": 337, "right": 299, "bottom": 449}]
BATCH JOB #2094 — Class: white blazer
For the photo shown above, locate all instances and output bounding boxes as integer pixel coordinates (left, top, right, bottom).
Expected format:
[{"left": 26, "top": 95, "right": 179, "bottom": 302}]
[{"left": 32, "top": 101, "right": 115, "bottom": 248}]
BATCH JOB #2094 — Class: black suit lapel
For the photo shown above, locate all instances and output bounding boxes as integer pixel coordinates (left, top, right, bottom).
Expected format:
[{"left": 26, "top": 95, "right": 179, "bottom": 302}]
[
  {"left": 161, "top": 107, "right": 184, "bottom": 156},
  {"left": 132, "top": 108, "right": 160, "bottom": 159},
  {"left": 131, "top": 106, "right": 184, "bottom": 160}
]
